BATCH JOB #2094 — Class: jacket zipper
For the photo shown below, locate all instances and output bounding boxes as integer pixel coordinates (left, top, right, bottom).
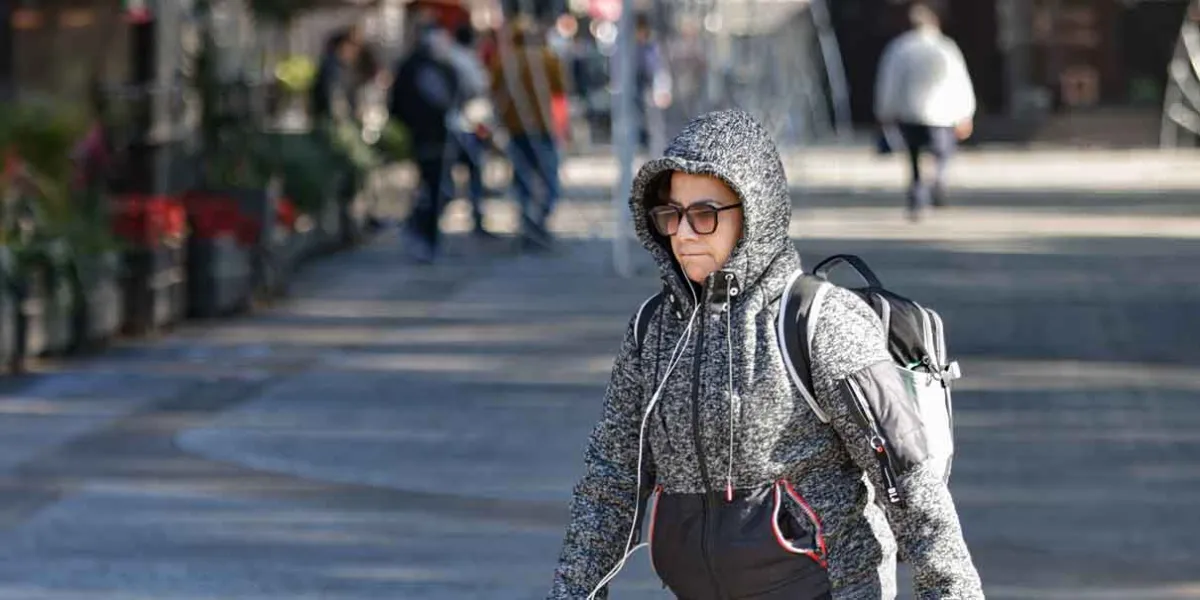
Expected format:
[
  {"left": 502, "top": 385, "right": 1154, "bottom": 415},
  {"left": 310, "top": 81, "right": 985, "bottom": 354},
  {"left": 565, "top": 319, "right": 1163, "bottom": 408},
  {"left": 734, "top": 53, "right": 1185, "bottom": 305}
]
[
  {"left": 689, "top": 294, "right": 727, "bottom": 596},
  {"left": 690, "top": 298, "right": 712, "bottom": 491},
  {"left": 845, "top": 378, "right": 904, "bottom": 506},
  {"left": 686, "top": 284, "right": 731, "bottom": 598}
]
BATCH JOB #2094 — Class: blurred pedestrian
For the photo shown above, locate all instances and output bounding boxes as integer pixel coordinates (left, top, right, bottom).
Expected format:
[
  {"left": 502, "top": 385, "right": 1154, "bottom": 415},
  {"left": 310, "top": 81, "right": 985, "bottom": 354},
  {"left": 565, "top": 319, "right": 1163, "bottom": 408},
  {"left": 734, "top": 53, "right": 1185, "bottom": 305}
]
[
  {"left": 667, "top": 17, "right": 706, "bottom": 122},
  {"left": 489, "top": 17, "right": 566, "bottom": 252},
  {"left": 390, "top": 22, "right": 461, "bottom": 263},
  {"left": 445, "top": 23, "right": 496, "bottom": 238},
  {"left": 71, "top": 79, "right": 115, "bottom": 194},
  {"left": 547, "top": 110, "right": 983, "bottom": 599},
  {"left": 874, "top": 2, "right": 975, "bottom": 221},
  {"left": 312, "top": 30, "right": 362, "bottom": 124},
  {"left": 634, "top": 14, "right": 672, "bottom": 154}
]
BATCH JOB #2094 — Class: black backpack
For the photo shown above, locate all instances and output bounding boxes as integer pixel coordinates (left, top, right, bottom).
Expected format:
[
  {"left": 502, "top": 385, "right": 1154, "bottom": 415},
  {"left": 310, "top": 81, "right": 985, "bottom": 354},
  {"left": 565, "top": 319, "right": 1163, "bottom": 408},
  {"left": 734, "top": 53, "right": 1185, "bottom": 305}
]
[{"left": 634, "top": 254, "right": 960, "bottom": 496}]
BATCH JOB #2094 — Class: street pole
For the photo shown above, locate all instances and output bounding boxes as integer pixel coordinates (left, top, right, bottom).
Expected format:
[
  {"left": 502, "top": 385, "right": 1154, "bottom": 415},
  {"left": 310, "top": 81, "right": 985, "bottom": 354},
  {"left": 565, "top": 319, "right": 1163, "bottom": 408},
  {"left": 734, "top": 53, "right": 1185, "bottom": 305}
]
[
  {"left": 0, "top": 0, "right": 12, "bottom": 101},
  {"left": 809, "top": 0, "right": 851, "bottom": 141},
  {"left": 611, "top": 0, "right": 636, "bottom": 278},
  {"left": 127, "top": 7, "right": 158, "bottom": 195}
]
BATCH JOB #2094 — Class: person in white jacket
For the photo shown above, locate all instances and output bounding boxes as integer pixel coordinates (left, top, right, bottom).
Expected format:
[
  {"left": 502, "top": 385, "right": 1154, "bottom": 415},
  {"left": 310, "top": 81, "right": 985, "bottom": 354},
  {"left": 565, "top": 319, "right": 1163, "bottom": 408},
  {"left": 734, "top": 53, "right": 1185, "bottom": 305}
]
[
  {"left": 443, "top": 24, "right": 497, "bottom": 236},
  {"left": 874, "top": 3, "right": 975, "bottom": 221}
]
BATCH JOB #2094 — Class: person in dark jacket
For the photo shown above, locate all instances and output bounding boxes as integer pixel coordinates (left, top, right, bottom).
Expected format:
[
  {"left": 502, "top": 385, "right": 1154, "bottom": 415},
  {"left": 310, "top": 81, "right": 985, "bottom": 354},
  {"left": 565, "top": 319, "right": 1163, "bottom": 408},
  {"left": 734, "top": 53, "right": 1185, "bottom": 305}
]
[
  {"left": 313, "top": 31, "right": 362, "bottom": 123},
  {"left": 390, "top": 23, "right": 462, "bottom": 262},
  {"left": 548, "top": 110, "right": 983, "bottom": 599}
]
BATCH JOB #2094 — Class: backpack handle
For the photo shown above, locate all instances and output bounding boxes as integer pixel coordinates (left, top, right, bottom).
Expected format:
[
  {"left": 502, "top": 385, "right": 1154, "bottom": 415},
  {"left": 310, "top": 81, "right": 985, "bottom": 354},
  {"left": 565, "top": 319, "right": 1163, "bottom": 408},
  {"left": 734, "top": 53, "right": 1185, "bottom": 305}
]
[{"left": 812, "top": 254, "right": 883, "bottom": 288}]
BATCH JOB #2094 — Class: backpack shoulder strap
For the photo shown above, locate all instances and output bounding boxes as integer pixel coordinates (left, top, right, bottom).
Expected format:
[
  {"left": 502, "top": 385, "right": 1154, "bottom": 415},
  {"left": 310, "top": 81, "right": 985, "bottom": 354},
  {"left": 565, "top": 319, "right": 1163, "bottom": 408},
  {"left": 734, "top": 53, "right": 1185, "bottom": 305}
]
[
  {"left": 634, "top": 291, "right": 665, "bottom": 355},
  {"left": 777, "top": 269, "right": 834, "bottom": 423}
]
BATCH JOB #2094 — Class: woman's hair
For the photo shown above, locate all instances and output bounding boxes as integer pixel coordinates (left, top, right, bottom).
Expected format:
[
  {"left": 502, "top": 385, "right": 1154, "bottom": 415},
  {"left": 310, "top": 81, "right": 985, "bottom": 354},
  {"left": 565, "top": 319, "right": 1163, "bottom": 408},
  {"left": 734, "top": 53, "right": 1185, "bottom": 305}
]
[
  {"left": 650, "top": 172, "right": 673, "bottom": 207},
  {"left": 641, "top": 172, "right": 673, "bottom": 241}
]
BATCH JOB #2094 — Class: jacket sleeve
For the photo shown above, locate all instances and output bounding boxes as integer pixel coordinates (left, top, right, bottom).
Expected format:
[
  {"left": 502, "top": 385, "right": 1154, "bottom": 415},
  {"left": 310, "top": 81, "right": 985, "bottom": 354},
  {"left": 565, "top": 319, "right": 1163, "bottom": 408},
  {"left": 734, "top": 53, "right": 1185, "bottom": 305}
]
[
  {"left": 873, "top": 39, "right": 902, "bottom": 123},
  {"left": 449, "top": 48, "right": 489, "bottom": 98},
  {"left": 809, "top": 288, "right": 983, "bottom": 599},
  {"left": 549, "top": 315, "right": 651, "bottom": 599},
  {"left": 946, "top": 41, "right": 976, "bottom": 123}
]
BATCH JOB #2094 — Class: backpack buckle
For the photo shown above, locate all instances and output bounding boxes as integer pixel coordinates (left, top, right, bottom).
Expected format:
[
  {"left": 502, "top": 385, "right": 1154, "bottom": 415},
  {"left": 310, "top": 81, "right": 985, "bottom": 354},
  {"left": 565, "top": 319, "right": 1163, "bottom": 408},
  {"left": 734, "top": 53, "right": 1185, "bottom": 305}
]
[{"left": 943, "top": 361, "right": 962, "bottom": 381}]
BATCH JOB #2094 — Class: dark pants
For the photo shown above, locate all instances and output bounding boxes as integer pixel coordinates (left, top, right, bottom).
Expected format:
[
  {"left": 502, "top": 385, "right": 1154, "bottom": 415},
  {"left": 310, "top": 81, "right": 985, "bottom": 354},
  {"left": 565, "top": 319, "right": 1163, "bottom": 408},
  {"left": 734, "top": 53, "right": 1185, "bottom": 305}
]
[
  {"left": 410, "top": 152, "right": 453, "bottom": 252},
  {"left": 509, "top": 133, "right": 560, "bottom": 240},
  {"left": 898, "top": 123, "right": 956, "bottom": 210},
  {"left": 453, "top": 131, "right": 486, "bottom": 230}
]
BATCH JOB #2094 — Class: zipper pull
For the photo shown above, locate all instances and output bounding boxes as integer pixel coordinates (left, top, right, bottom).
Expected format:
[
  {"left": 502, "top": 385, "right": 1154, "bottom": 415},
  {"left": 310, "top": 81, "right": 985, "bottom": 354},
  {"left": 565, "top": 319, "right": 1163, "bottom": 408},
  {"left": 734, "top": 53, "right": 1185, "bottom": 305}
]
[
  {"left": 872, "top": 436, "right": 902, "bottom": 505},
  {"left": 725, "top": 480, "right": 734, "bottom": 503},
  {"left": 707, "top": 271, "right": 738, "bottom": 313},
  {"left": 921, "top": 355, "right": 939, "bottom": 385}
]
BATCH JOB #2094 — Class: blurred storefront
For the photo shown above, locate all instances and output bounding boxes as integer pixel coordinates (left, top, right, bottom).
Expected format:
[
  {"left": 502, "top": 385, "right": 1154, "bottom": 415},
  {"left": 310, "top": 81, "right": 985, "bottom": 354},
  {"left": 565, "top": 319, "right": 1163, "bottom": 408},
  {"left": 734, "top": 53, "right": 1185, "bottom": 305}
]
[{"left": 0, "top": 0, "right": 134, "bottom": 100}]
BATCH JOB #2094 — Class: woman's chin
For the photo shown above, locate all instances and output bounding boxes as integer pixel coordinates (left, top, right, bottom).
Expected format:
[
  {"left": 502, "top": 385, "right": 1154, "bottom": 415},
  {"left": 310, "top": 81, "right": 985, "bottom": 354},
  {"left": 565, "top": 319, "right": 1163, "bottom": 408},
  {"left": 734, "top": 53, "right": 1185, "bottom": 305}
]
[
  {"left": 683, "top": 265, "right": 714, "bottom": 284},
  {"left": 677, "top": 254, "right": 719, "bottom": 284}
]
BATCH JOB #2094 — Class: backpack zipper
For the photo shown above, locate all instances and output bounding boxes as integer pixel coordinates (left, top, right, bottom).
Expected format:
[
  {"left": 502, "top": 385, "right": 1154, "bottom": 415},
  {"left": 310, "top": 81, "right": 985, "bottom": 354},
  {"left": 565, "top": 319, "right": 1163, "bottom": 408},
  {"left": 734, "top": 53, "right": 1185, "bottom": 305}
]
[
  {"left": 845, "top": 377, "right": 904, "bottom": 506},
  {"left": 913, "top": 301, "right": 939, "bottom": 369}
]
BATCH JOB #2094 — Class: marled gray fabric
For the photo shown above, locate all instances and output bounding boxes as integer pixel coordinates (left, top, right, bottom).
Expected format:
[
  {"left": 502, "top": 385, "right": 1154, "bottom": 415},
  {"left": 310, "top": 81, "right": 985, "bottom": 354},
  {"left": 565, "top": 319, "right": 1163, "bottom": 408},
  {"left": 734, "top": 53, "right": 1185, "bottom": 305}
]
[{"left": 549, "top": 110, "right": 982, "bottom": 599}]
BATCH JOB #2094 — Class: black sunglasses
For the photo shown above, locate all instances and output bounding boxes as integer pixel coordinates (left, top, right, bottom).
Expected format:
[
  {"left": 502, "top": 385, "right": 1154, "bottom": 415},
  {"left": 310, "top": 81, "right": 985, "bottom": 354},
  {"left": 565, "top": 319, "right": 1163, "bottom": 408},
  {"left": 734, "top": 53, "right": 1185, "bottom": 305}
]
[{"left": 648, "top": 202, "right": 743, "bottom": 236}]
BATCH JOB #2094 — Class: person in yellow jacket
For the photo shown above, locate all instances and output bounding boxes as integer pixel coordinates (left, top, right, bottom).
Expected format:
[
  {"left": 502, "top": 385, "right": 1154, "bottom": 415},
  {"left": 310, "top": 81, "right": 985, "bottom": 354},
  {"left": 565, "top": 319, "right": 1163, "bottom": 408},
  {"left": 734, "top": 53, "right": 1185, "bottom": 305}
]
[{"left": 489, "top": 18, "right": 567, "bottom": 252}]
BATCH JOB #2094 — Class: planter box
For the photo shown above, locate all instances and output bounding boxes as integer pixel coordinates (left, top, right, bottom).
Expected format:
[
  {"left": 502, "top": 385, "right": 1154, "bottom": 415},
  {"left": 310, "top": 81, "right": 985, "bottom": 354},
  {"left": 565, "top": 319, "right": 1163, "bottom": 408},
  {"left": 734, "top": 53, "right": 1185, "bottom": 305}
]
[
  {"left": 122, "top": 243, "right": 187, "bottom": 336},
  {"left": 282, "top": 223, "right": 320, "bottom": 272},
  {"left": 19, "top": 262, "right": 77, "bottom": 358},
  {"left": 73, "top": 251, "right": 125, "bottom": 348},
  {"left": 338, "top": 170, "right": 372, "bottom": 247},
  {"left": 186, "top": 234, "right": 253, "bottom": 318},
  {"left": 254, "top": 227, "right": 291, "bottom": 302},
  {"left": 0, "top": 249, "right": 21, "bottom": 370},
  {"left": 315, "top": 176, "right": 345, "bottom": 253},
  {"left": 227, "top": 186, "right": 290, "bottom": 302}
]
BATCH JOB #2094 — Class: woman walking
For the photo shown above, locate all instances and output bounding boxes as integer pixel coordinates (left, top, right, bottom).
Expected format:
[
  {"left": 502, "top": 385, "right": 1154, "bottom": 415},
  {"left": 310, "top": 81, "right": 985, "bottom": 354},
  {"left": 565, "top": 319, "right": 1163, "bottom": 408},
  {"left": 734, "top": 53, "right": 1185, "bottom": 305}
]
[{"left": 548, "top": 110, "right": 983, "bottom": 599}]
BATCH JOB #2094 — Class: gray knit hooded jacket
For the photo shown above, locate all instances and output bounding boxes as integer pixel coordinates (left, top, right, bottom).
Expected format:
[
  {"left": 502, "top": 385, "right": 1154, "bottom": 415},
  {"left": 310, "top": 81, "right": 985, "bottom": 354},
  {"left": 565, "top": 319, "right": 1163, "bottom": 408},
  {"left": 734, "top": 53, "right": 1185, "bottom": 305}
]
[{"left": 549, "top": 110, "right": 983, "bottom": 599}]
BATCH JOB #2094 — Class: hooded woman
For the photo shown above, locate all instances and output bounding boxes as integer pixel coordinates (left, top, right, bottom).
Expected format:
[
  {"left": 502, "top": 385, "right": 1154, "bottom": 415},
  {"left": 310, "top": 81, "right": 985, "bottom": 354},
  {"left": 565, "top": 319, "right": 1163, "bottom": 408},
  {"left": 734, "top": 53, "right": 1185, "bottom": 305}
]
[{"left": 548, "top": 110, "right": 983, "bottom": 599}]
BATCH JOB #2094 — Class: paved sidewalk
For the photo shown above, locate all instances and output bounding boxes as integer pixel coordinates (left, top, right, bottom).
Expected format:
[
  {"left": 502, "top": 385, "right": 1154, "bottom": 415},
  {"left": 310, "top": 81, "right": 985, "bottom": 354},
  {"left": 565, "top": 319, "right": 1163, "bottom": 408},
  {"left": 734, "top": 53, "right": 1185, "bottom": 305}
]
[{"left": 0, "top": 149, "right": 1196, "bottom": 598}]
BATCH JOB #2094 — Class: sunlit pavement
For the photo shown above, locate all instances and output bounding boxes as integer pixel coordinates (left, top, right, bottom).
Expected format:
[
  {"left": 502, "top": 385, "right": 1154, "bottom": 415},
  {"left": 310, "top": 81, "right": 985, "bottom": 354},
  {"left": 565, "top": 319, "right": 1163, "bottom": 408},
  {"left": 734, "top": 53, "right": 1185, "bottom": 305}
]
[{"left": 0, "top": 148, "right": 1198, "bottom": 598}]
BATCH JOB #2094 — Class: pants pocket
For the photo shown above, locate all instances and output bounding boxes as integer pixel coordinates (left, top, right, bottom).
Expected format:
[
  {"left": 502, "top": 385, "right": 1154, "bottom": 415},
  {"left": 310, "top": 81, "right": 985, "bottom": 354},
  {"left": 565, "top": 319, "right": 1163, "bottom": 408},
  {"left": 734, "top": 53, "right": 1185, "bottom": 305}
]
[
  {"left": 647, "top": 485, "right": 663, "bottom": 575},
  {"left": 771, "top": 479, "right": 828, "bottom": 568}
]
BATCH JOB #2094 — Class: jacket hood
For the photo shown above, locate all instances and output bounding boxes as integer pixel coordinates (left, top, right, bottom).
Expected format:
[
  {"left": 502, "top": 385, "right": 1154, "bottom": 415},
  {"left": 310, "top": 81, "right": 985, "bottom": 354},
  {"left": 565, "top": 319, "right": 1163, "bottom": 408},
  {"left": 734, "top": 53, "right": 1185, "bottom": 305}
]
[{"left": 630, "top": 109, "right": 798, "bottom": 303}]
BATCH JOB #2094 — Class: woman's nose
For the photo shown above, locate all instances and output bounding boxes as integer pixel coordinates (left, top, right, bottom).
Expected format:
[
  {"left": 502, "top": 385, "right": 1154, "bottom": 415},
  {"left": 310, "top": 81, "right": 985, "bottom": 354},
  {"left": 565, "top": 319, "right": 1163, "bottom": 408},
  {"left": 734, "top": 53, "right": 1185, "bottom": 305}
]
[{"left": 675, "top": 215, "right": 699, "bottom": 239}]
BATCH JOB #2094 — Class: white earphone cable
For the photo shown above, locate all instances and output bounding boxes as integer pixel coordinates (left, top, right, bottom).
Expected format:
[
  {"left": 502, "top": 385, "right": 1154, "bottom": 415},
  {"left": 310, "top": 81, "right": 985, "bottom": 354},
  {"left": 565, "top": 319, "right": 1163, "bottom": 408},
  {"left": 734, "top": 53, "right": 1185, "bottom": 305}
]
[{"left": 587, "top": 300, "right": 699, "bottom": 599}]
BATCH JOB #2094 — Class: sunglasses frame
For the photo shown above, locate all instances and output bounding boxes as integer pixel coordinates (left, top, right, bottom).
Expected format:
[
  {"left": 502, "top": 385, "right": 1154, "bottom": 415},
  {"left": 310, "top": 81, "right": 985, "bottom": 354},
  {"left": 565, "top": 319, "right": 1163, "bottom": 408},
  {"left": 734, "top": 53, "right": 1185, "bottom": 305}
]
[{"left": 648, "top": 202, "right": 743, "bottom": 236}]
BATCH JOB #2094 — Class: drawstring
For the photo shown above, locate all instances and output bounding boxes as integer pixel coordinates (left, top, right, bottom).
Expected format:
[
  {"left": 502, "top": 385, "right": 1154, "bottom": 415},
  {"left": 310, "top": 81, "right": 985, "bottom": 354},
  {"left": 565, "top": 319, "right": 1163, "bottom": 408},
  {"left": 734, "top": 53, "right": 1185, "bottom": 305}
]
[
  {"left": 588, "top": 287, "right": 701, "bottom": 600},
  {"left": 724, "top": 272, "right": 737, "bottom": 503}
]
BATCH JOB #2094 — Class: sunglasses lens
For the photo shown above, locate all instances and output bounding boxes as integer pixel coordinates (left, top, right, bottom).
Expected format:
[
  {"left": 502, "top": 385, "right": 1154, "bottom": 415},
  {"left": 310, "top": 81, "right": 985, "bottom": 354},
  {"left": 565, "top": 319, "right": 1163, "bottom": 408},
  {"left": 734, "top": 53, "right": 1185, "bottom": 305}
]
[
  {"left": 649, "top": 207, "right": 680, "bottom": 236},
  {"left": 688, "top": 205, "right": 718, "bottom": 234}
]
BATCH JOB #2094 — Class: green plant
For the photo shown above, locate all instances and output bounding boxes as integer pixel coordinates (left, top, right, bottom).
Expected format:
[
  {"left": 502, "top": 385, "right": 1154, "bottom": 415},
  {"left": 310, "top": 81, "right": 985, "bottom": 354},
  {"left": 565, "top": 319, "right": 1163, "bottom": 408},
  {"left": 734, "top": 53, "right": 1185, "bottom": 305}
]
[
  {"left": 0, "top": 101, "right": 88, "bottom": 182},
  {"left": 376, "top": 120, "right": 413, "bottom": 163},
  {"left": 0, "top": 97, "right": 123, "bottom": 272},
  {"left": 328, "top": 119, "right": 382, "bottom": 172},
  {"left": 188, "top": 0, "right": 278, "bottom": 192},
  {"left": 263, "top": 131, "right": 339, "bottom": 215},
  {"left": 0, "top": 100, "right": 89, "bottom": 229},
  {"left": 274, "top": 55, "right": 317, "bottom": 94}
]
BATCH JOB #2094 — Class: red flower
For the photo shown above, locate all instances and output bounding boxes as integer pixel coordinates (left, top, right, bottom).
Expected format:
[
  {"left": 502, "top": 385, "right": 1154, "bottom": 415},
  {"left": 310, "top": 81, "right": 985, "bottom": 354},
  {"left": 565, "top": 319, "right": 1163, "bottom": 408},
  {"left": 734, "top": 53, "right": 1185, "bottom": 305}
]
[
  {"left": 111, "top": 194, "right": 188, "bottom": 246},
  {"left": 236, "top": 215, "right": 262, "bottom": 247},
  {"left": 2, "top": 148, "right": 21, "bottom": 183},
  {"left": 186, "top": 195, "right": 243, "bottom": 240},
  {"left": 276, "top": 197, "right": 297, "bottom": 229}
]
